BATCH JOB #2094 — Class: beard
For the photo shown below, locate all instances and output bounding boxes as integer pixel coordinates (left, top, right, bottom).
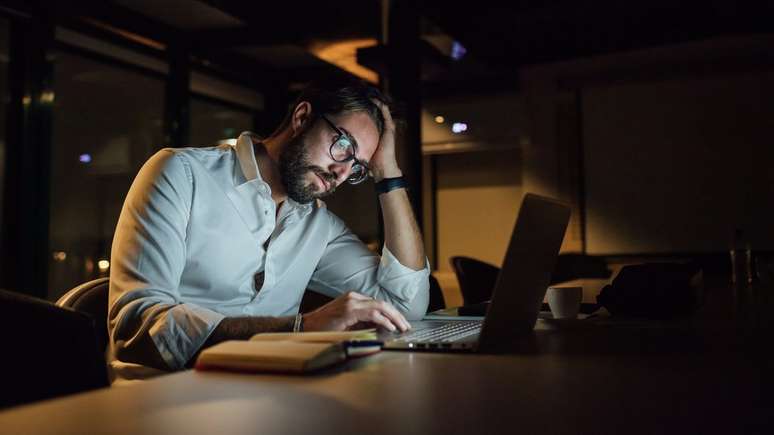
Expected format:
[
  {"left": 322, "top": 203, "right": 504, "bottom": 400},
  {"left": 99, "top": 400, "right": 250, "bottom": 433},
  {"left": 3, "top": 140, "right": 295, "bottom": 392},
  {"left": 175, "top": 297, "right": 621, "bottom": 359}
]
[{"left": 278, "top": 130, "right": 338, "bottom": 204}]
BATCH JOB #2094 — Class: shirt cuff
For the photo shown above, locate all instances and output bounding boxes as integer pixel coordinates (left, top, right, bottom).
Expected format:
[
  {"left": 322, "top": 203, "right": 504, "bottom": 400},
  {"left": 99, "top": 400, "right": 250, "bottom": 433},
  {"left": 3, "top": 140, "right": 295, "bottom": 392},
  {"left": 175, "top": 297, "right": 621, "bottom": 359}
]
[
  {"left": 149, "top": 303, "right": 226, "bottom": 370},
  {"left": 377, "top": 246, "right": 431, "bottom": 303}
]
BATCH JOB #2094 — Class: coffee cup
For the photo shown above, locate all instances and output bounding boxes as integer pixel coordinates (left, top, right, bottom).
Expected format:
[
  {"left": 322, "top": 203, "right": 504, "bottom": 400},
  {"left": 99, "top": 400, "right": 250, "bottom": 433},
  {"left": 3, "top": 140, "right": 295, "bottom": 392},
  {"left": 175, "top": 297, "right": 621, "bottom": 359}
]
[{"left": 546, "top": 286, "right": 583, "bottom": 319}]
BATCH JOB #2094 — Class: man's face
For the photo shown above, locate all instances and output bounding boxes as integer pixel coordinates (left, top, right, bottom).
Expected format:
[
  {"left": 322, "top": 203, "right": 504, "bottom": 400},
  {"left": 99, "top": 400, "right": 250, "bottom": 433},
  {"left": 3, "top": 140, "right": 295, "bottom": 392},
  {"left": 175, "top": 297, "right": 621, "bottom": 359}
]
[{"left": 279, "top": 111, "right": 379, "bottom": 204}]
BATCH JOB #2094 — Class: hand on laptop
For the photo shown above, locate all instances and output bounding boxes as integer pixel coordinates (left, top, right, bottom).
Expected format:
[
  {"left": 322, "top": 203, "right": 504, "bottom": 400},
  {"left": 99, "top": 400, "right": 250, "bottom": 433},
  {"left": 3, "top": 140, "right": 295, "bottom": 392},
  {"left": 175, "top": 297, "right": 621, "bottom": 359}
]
[{"left": 303, "top": 292, "right": 411, "bottom": 333}]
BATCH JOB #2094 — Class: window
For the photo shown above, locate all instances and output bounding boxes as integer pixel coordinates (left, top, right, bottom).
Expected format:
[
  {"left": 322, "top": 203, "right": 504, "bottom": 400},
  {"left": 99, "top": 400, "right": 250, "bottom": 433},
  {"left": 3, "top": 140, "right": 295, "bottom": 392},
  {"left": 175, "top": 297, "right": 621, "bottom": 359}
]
[
  {"left": 48, "top": 50, "right": 165, "bottom": 299},
  {"left": 190, "top": 96, "right": 254, "bottom": 146}
]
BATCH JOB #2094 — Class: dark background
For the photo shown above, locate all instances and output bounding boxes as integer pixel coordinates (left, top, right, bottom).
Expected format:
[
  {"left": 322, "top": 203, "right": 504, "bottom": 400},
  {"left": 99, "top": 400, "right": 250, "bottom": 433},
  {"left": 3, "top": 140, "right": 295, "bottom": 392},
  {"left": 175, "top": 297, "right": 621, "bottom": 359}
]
[{"left": 0, "top": 0, "right": 772, "bottom": 303}]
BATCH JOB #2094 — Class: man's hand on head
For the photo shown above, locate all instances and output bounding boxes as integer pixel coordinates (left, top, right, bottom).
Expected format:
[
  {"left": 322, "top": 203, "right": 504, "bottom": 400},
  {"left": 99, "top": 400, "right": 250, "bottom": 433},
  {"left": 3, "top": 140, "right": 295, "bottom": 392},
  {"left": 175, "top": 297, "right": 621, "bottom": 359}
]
[
  {"left": 368, "top": 99, "right": 403, "bottom": 183},
  {"left": 302, "top": 291, "right": 411, "bottom": 332}
]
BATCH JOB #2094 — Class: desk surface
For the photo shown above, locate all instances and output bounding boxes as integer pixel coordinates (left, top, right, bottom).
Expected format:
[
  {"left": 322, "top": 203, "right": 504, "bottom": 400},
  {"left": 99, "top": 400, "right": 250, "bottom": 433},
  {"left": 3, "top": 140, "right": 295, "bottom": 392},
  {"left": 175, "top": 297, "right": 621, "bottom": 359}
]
[{"left": 1, "top": 321, "right": 771, "bottom": 435}]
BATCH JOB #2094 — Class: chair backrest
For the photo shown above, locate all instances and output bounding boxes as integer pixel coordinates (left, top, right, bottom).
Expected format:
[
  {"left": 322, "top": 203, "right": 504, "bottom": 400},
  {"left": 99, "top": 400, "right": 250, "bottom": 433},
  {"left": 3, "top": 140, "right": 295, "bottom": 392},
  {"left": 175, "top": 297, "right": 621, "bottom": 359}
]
[
  {"left": 551, "top": 254, "right": 612, "bottom": 284},
  {"left": 451, "top": 254, "right": 613, "bottom": 305},
  {"left": 450, "top": 256, "right": 501, "bottom": 305},
  {"left": 0, "top": 288, "right": 109, "bottom": 409},
  {"left": 56, "top": 278, "right": 110, "bottom": 353}
]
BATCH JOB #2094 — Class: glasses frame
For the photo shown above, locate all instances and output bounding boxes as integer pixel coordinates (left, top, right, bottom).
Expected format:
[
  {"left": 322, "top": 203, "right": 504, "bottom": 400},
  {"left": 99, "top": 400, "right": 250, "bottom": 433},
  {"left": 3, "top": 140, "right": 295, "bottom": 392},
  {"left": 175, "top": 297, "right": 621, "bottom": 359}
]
[{"left": 319, "top": 114, "right": 370, "bottom": 185}]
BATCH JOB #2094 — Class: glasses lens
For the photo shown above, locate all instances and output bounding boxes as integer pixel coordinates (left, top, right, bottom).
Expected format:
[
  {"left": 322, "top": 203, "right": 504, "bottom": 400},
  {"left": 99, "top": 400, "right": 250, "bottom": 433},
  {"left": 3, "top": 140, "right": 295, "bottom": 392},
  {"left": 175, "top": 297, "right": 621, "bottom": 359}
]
[
  {"left": 330, "top": 136, "right": 353, "bottom": 162},
  {"left": 347, "top": 164, "right": 368, "bottom": 184}
]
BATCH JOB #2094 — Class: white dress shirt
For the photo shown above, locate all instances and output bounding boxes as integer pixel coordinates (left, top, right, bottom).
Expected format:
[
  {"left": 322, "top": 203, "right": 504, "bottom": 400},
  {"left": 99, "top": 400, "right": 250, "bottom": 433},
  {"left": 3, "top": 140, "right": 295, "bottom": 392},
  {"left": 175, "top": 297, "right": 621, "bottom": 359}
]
[{"left": 107, "top": 132, "right": 430, "bottom": 382}]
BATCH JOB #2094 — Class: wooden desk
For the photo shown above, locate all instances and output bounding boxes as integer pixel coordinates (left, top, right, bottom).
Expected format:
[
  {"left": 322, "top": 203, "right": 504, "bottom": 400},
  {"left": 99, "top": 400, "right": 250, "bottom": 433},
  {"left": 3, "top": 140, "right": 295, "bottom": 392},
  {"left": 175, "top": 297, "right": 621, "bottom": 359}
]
[{"left": 1, "top": 321, "right": 771, "bottom": 435}]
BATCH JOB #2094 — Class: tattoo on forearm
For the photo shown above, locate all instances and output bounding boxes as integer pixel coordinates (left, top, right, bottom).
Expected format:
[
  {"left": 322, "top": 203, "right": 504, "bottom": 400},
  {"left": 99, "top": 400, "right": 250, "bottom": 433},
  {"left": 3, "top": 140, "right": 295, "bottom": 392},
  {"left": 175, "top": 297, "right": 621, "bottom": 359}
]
[{"left": 186, "top": 316, "right": 294, "bottom": 367}]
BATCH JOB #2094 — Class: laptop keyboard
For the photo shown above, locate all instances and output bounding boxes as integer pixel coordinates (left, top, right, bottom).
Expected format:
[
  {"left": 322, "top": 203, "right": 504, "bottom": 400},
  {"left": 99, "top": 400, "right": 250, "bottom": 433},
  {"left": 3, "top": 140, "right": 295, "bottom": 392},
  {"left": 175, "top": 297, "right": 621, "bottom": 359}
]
[{"left": 396, "top": 321, "right": 482, "bottom": 343}]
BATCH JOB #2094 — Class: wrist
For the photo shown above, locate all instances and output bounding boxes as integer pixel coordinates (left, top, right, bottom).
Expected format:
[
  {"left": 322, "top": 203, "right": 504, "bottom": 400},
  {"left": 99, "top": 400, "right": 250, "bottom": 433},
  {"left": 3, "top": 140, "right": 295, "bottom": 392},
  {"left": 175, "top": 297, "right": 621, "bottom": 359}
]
[
  {"left": 375, "top": 176, "right": 408, "bottom": 195},
  {"left": 372, "top": 167, "right": 402, "bottom": 183}
]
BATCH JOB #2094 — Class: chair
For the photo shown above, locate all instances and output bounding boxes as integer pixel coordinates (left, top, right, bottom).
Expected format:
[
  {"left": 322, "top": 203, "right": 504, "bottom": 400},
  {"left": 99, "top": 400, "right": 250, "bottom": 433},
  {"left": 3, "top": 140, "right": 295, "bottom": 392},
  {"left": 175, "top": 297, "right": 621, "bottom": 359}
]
[
  {"left": 0, "top": 288, "right": 109, "bottom": 409},
  {"left": 551, "top": 254, "right": 612, "bottom": 284},
  {"left": 450, "top": 256, "right": 500, "bottom": 306},
  {"left": 57, "top": 277, "right": 111, "bottom": 353},
  {"left": 451, "top": 254, "right": 613, "bottom": 307}
]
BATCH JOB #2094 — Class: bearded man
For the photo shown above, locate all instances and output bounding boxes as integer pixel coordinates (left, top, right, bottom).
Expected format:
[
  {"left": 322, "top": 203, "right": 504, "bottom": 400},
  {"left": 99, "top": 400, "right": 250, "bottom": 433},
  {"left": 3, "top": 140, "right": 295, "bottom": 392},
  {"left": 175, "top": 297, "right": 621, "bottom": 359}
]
[{"left": 107, "top": 79, "right": 429, "bottom": 382}]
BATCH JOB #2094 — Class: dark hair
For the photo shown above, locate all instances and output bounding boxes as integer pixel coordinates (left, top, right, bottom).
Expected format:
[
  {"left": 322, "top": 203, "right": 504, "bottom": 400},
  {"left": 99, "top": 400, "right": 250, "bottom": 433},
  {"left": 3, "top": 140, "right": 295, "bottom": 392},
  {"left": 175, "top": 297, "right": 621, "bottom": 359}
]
[{"left": 272, "top": 76, "right": 391, "bottom": 137}]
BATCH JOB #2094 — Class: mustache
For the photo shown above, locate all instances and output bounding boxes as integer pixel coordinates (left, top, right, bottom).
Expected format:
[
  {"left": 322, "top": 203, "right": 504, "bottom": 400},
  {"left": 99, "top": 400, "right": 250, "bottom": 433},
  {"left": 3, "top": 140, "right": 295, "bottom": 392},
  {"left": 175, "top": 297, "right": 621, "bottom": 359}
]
[{"left": 309, "top": 167, "right": 338, "bottom": 192}]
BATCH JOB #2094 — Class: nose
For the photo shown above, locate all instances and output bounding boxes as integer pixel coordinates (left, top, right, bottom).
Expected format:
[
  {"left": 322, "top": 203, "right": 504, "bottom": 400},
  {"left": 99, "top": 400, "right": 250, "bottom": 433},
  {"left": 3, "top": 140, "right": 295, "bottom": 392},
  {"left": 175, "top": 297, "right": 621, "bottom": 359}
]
[{"left": 328, "top": 161, "right": 350, "bottom": 184}]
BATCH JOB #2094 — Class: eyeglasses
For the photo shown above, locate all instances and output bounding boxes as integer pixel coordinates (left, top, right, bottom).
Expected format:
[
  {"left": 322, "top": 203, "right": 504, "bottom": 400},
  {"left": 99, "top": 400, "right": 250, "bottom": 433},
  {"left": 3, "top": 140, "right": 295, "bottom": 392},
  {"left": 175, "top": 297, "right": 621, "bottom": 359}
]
[{"left": 320, "top": 114, "right": 370, "bottom": 185}]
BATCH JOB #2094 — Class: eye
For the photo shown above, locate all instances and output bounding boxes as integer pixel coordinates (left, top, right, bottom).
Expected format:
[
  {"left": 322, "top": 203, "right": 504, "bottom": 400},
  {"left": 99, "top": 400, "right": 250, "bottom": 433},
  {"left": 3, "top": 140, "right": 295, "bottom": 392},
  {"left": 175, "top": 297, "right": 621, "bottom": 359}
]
[{"left": 334, "top": 136, "right": 352, "bottom": 150}]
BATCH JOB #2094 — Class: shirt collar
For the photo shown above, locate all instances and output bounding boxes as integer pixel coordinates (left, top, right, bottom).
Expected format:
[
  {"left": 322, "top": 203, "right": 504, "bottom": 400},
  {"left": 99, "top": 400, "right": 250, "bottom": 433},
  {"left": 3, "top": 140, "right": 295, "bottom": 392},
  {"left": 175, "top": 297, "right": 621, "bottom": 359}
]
[
  {"left": 234, "top": 131, "right": 261, "bottom": 184},
  {"left": 233, "top": 130, "right": 317, "bottom": 216}
]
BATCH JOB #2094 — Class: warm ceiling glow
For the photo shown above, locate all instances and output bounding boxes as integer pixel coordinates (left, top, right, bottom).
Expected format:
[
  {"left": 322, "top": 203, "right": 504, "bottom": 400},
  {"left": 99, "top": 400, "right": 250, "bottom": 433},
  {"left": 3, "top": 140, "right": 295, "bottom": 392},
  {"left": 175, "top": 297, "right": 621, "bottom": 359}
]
[
  {"left": 434, "top": 115, "right": 445, "bottom": 124},
  {"left": 82, "top": 18, "right": 166, "bottom": 51},
  {"left": 98, "top": 259, "right": 110, "bottom": 271},
  {"left": 307, "top": 39, "right": 379, "bottom": 84}
]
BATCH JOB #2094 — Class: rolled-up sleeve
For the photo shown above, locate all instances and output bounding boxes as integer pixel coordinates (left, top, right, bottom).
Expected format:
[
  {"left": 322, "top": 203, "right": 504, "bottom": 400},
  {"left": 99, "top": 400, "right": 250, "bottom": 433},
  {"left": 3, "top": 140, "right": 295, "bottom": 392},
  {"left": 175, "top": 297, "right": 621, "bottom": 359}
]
[
  {"left": 108, "top": 150, "right": 224, "bottom": 372},
  {"left": 308, "top": 212, "right": 430, "bottom": 320}
]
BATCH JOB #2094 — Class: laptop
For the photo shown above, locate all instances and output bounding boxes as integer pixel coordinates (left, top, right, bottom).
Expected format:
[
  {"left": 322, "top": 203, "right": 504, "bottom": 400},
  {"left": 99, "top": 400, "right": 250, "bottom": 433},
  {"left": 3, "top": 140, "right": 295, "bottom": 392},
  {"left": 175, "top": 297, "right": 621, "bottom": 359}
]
[{"left": 382, "top": 193, "right": 571, "bottom": 353}]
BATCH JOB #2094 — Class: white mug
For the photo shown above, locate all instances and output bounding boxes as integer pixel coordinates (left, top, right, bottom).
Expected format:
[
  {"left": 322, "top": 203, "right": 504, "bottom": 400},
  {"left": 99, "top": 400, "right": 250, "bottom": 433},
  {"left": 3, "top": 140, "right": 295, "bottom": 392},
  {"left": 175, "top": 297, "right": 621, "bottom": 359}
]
[{"left": 546, "top": 286, "right": 583, "bottom": 319}]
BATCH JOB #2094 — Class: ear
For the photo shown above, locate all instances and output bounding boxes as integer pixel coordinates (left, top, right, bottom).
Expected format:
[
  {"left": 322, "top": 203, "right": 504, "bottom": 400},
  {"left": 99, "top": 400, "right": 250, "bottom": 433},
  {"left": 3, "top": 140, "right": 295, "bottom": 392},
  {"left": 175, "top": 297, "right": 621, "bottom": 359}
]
[{"left": 291, "top": 101, "right": 312, "bottom": 137}]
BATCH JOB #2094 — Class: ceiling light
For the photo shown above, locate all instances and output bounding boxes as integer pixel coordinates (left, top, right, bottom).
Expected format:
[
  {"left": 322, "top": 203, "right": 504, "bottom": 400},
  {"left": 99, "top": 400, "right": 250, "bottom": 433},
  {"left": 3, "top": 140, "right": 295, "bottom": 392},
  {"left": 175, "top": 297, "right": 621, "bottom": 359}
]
[
  {"left": 307, "top": 39, "right": 379, "bottom": 84},
  {"left": 450, "top": 41, "right": 467, "bottom": 60},
  {"left": 434, "top": 116, "right": 445, "bottom": 124},
  {"left": 452, "top": 122, "right": 468, "bottom": 134}
]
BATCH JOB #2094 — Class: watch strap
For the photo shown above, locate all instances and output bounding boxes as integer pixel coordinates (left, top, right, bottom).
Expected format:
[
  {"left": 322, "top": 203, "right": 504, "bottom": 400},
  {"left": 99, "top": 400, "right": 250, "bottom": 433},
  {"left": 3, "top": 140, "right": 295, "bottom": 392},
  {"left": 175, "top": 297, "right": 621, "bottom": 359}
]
[{"left": 375, "top": 176, "right": 407, "bottom": 195}]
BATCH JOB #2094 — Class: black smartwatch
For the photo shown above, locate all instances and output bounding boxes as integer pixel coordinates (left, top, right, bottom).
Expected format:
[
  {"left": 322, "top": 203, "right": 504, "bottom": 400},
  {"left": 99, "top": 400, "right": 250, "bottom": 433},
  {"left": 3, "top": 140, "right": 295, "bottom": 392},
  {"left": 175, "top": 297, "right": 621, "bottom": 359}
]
[{"left": 375, "top": 176, "right": 408, "bottom": 195}]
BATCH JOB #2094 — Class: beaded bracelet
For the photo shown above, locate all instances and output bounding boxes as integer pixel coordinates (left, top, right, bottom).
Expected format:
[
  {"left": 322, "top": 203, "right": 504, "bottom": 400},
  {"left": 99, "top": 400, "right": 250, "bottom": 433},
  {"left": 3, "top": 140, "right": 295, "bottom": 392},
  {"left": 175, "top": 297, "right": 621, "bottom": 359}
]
[{"left": 293, "top": 313, "right": 304, "bottom": 332}]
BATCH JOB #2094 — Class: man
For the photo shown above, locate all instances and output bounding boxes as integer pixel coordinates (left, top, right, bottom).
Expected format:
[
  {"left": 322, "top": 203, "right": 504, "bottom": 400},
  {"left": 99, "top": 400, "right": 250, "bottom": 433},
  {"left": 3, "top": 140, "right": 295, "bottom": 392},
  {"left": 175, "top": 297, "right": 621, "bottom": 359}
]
[{"left": 107, "top": 79, "right": 429, "bottom": 382}]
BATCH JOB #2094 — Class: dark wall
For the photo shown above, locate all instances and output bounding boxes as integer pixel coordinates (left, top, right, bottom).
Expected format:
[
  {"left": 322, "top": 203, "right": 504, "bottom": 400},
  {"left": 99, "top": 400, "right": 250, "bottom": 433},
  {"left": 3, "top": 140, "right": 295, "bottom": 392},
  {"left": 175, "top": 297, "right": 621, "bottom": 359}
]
[{"left": 583, "top": 69, "right": 774, "bottom": 254}]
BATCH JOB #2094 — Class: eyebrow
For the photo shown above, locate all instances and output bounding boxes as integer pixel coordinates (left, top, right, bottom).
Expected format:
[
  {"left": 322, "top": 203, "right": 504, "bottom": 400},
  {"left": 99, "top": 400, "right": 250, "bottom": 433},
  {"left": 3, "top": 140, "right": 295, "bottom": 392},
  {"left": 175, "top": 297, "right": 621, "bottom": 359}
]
[{"left": 338, "top": 126, "right": 369, "bottom": 167}]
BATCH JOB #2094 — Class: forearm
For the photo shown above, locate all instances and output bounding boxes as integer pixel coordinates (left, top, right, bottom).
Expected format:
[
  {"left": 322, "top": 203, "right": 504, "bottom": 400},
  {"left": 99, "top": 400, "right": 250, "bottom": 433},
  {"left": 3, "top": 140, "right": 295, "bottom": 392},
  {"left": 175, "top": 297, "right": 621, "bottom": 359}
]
[
  {"left": 378, "top": 182, "right": 425, "bottom": 271},
  {"left": 370, "top": 99, "right": 426, "bottom": 272},
  {"left": 186, "top": 315, "right": 295, "bottom": 367},
  {"left": 205, "top": 316, "right": 295, "bottom": 344}
]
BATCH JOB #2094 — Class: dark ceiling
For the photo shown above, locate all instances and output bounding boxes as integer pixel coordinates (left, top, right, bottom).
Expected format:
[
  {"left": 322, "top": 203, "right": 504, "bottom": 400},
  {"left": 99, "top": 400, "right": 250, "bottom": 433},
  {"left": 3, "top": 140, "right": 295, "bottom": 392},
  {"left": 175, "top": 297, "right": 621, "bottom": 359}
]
[
  {"left": 202, "top": 0, "right": 774, "bottom": 92},
  {"left": 10, "top": 0, "right": 774, "bottom": 96},
  {"left": 201, "top": 0, "right": 774, "bottom": 61},
  {"left": 423, "top": 0, "right": 773, "bottom": 69}
]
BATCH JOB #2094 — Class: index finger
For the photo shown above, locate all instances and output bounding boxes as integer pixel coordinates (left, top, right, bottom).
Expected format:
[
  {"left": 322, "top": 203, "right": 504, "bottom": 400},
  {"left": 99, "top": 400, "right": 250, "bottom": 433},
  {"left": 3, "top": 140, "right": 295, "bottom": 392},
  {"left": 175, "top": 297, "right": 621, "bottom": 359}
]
[{"left": 370, "top": 300, "right": 411, "bottom": 332}]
